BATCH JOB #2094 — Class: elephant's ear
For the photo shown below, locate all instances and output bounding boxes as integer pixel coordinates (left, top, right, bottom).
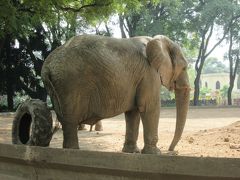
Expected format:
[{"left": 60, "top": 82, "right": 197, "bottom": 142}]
[{"left": 146, "top": 37, "right": 174, "bottom": 90}]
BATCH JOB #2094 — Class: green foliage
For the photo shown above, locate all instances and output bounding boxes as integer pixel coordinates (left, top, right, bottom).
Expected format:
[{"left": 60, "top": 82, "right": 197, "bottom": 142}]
[
  {"left": 0, "top": 94, "right": 29, "bottom": 111},
  {"left": 0, "top": 0, "right": 16, "bottom": 38},
  {"left": 220, "top": 85, "right": 228, "bottom": 99},
  {"left": 200, "top": 87, "right": 211, "bottom": 99},
  {"left": 0, "top": 0, "right": 149, "bottom": 39},
  {"left": 160, "top": 87, "right": 174, "bottom": 101},
  {"left": 124, "top": 1, "right": 183, "bottom": 38},
  {"left": 187, "top": 67, "right": 196, "bottom": 88},
  {"left": 118, "top": 0, "right": 199, "bottom": 58},
  {"left": 189, "top": 0, "right": 235, "bottom": 31},
  {"left": 202, "top": 57, "right": 229, "bottom": 74}
]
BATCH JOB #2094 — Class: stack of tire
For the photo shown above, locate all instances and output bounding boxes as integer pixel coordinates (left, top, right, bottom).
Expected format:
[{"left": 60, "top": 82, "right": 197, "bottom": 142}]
[{"left": 12, "top": 99, "right": 53, "bottom": 147}]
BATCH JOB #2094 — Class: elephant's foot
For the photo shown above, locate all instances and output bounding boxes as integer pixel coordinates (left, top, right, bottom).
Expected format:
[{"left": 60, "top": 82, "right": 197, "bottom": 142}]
[
  {"left": 63, "top": 143, "right": 79, "bottom": 149},
  {"left": 141, "top": 145, "right": 161, "bottom": 154},
  {"left": 95, "top": 121, "right": 103, "bottom": 131},
  {"left": 95, "top": 125, "right": 103, "bottom": 131},
  {"left": 63, "top": 140, "right": 79, "bottom": 149},
  {"left": 78, "top": 124, "right": 87, "bottom": 131},
  {"left": 122, "top": 144, "right": 140, "bottom": 153}
]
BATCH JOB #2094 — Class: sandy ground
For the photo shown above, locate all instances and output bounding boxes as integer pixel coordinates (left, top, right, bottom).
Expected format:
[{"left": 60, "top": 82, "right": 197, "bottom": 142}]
[{"left": 0, "top": 107, "right": 239, "bottom": 158}]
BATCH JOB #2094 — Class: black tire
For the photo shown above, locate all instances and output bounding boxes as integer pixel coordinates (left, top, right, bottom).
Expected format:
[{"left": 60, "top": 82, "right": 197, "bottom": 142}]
[{"left": 12, "top": 99, "right": 53, "bottom": 147}]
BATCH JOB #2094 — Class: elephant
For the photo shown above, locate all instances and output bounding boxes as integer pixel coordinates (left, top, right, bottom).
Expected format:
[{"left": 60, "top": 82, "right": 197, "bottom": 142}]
[{"left": 41, "top": 34, "right": 190, "bottom": 154}]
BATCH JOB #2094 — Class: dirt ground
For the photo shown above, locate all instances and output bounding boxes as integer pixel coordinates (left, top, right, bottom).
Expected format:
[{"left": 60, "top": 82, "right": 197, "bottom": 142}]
[{"left": 0, "top": 107, "right": 239, "bottom": 158}]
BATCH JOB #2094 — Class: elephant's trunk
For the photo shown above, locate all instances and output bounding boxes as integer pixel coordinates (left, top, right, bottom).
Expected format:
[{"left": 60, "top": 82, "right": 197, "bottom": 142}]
[{"left": 168, "top": 87, "right": 190, "bottom": 151}]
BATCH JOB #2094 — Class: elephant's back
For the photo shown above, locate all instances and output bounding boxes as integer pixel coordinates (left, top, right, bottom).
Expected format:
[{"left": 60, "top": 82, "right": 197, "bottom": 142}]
[
  {"left": 43, "top": 34, "right": 146, "bottom": 70},
  {"left": 43, "top": 35, "right": 135, "bottom": 82}
]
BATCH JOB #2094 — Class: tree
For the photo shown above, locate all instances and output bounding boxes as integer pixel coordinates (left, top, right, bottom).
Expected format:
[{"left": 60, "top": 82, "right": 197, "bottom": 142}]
[
  {"left": 0, "top": 0, "right": 66, "bottom": 109},
  {"left": 118, "top": 0, "right": 191, "bottom": 40},
  {"left": 192, "top": 0, "right": 238, "bottom": 105},
  {"left": 220, "top": 85, "right": 229, "bottom": 100},
  {"left": 200, "top": 87, "right": 211, "bottom": 99},
  {"left": 202, "top": 57, "right": 228, "bottom": 74},
  {"left": 226, "top": 5, "right": 240, "bottom": 105}
]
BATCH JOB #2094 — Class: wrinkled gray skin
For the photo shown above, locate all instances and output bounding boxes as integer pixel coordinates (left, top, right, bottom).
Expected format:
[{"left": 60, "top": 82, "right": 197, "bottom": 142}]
[{"left": 41, "top": 35, "right": 190, "bottom": 154}]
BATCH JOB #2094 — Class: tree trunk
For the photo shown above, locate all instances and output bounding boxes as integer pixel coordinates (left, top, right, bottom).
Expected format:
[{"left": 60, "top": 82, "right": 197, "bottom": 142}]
[
  {"left": 227, "top": 26, "right": 240, "bottom": 106},
  {"left": 193, "top": 73, "right": 200, "bottom": 106},
  {"left": 5, "top": 34, "right": 14, "bottom": 110},
  {"left": 6, "top": 80, "right": 14, "bottom": 110},
  {"left": 105, "top": 24, "right": 111, "bottom": 37},
  {"left": 227, "top": 81, "right": 233, "bottom": 105},
  {"left": 193, "top": 58, "right": 205, "bottom": 106},
  {"left": 119, "top": 15, "right": 127, "bottom": 38},
  {"left": 37, "top": 86, "right": 47, "bottom": 102},
  {"left": 0, "top": 38, "right": 5, "bottom": 59}
]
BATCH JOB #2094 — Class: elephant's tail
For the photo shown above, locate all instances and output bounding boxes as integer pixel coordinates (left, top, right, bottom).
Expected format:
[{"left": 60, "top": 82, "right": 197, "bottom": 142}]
[{"left": 41, "top": 67, "right": 63, "bottom": 122}]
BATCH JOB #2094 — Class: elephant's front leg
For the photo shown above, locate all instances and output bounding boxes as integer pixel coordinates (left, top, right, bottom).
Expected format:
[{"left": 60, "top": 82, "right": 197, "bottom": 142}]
[
  {"left": 122, "top": 110, "right": 140, "bottom": 153},
  {"left": 140, "top": 105, "right": 161, "bottom": 154},
  {"left": 62, "top": 120, "right": 79, "bottom": 149}
]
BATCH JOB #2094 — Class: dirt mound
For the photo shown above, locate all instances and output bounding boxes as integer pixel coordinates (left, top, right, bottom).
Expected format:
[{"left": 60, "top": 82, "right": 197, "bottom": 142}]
[{"left": 180, "top": 121, "right": 240, "bottom": 157}]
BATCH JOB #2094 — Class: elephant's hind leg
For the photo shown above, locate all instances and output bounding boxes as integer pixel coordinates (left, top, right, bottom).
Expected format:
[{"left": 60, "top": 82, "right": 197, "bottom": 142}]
[
  {"left": 62, "top": 120, "right": 79, "bottom": 149},
  {"left": 122, "top": 110, "right": 140, "bottom": 153}
]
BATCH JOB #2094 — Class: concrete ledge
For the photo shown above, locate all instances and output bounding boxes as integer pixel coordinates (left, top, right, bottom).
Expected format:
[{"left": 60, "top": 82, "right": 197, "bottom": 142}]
[{"left": 0, "top": 143, "right": 239, "bottom": 180}]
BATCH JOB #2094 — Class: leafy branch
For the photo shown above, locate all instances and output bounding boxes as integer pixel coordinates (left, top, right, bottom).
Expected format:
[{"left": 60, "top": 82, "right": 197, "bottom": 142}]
[{"left": 54, "top": 2, "right": 112, "bottom": 13}]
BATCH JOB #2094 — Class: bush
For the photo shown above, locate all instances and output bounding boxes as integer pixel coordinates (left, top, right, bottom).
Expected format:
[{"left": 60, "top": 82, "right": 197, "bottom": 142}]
[
  {"left": 0, "top": 94, "right": 30, "bottom": 112},
  {"left": 161, "top": 99, "right": 176, "bottom": 107}
]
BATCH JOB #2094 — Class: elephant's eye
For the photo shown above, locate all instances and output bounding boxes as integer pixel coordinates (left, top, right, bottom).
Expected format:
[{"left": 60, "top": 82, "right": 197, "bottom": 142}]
[{"left": 183, "top": 67, "right": 187, "bottom": 71}]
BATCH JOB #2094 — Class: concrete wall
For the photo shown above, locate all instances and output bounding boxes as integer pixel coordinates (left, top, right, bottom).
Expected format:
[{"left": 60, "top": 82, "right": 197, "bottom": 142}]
[{"left": 0, "top": 143, "right": 240, "bottom": 180}]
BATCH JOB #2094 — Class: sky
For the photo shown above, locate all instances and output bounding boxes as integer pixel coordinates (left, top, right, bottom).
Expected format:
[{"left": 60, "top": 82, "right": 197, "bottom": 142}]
[
  {"left": 207, "top": 29, "right": 229, "bottom": 66},
  {"left": 209, "top": 43, "right": 227, "bottom": 61}
]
